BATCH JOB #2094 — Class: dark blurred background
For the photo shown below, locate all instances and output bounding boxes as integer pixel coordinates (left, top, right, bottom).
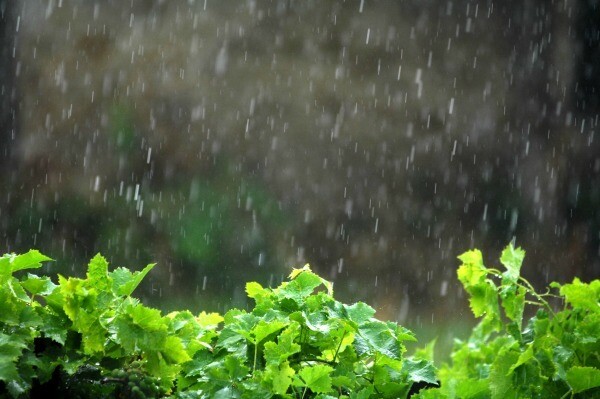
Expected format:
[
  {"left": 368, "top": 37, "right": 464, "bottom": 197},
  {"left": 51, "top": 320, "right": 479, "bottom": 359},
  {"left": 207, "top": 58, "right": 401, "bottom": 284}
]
[{"left": 1, "top": 0, "right": 599, "bottom": 352}]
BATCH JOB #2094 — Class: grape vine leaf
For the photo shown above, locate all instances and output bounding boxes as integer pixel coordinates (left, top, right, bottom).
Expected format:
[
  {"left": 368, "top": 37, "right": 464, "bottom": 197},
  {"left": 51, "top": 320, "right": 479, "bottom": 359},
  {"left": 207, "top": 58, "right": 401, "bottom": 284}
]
[
  {"left": 263, "top": 322, "right": 301, "bottom": 364},
  {"left": 558, "top": 279, "right": 600, "bottom": 313},
  {"left": 86, "top": 254, "right": 111, "bottom": 292},
  {"left": 344, "top": 302, "right": 376, "bottom": 325},
  {"left": 355, "top": 321, "right": 402, "bottom": 359},
  {"left": 295, "top": 364, "right": 334, "bottom": 394},
  {"left": 20, "top": 274, "right": 57, "bottom": 297},
  {"left": 2, "top": 250, "right": 52, "bottom": 274},
  {"left": 0, "top": 332, "right": 26, "bottom": 383},
  {"left": 402, "top": 357, "right": 438, "bottom": 385},
  {"left": 566, "top": 366, "right": 600, "bottom": 394},
  {"left": 110, "top": 263, "right": 155, "bottom": 296},
  {"left": 265, "top": 362, "right": 295, "bottom": 394},
  {"left": 499, "top": 243, "right": 525, "bottom": 284}
]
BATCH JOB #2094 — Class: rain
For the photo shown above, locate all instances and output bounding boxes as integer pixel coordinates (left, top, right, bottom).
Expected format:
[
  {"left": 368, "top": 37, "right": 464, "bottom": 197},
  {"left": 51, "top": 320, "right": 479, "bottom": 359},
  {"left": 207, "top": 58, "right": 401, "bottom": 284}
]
[{"left": 1, "top": 0, "right": 599, "bottom": 355}]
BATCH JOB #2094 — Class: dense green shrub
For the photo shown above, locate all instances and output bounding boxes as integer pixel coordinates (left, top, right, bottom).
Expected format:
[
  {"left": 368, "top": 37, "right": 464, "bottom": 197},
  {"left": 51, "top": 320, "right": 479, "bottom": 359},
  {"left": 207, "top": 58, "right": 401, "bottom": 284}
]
[
  {"left": 0, "top": 251, "right": 434, "bottom": 398},
  {"left": 415, "top": 245, "right": 600, "bottom": 399},
  {"left": 2, "top": 245, "right": 599, "bottom": 398}
]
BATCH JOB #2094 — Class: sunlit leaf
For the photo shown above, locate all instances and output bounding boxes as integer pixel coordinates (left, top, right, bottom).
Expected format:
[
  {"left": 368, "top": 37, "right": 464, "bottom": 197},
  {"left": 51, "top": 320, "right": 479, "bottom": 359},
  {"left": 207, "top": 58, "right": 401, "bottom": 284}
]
[
  {"left": 4, "top": 250, "right": 52, "bottom": 273},
  {"left": 500, "top": 243, "right": 525, "bottom": 284},
  {"left": 111, "top": 263, "right": 155, "bottom": 296},
  {"left": 560, "top": 278, "right": 600, "bottom": 313},
  {"left": 295, "top": 364, "right": 334, "bottom": 394}
]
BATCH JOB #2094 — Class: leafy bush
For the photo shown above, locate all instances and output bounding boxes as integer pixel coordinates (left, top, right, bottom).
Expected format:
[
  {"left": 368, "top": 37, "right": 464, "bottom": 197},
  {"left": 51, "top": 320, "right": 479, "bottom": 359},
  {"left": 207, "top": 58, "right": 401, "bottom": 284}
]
[
  {"left": 0, "top": 251, "right": 434, "bottom": 398},
  {"left": 2, "top": 245, "right": 599, "bottom": 398},
  {"left": 415, "top": 244, "right": 600, "bottom": 399}
]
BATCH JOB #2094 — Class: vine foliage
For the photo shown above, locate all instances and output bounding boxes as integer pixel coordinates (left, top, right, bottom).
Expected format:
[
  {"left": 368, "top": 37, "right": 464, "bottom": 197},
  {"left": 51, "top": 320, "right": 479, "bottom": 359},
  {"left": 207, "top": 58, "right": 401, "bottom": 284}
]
[
  {"left": 415, "top": 244, "right": 600, "bottom": 398},
  {"left": 0, "top": 250, "right": 435, "bottom": 398}
]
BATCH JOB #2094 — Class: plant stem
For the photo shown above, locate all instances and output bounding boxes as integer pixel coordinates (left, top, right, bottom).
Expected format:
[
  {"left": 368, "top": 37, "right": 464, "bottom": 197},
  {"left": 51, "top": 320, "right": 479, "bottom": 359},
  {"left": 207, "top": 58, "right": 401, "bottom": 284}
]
[
  {"left": 253, "top": 343, "right": 258, "bottom": 374},
  {"left": 332, "top": 330, "right": 347, "bottom": 363}
]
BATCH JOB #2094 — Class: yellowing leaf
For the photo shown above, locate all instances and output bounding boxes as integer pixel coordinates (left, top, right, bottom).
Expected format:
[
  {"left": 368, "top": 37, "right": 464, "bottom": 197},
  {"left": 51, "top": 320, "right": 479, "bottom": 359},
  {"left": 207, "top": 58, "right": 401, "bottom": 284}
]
[
  {"left": 289, "top": 264, "right": 312, "bottom": 279},
  {"left": 245, "top": 281, "right": 265, "bottom": 298},
  {"left": 196, "top": 311, "right": 224, "bottom": 329}
]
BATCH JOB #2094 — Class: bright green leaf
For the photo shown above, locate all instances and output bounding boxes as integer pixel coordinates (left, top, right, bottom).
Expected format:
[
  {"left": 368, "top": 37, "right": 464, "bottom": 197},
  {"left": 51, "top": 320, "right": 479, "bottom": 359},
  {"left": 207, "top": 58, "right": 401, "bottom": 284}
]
[
  {"left": 196, "top": 311, "right": 224, "bottom": 329},
  {"left": 4, "top": 250, "right": 52, "bottom": 273},
  {"left": 266, "top": 361, "right": 295, "bottom": 394},
  {"left": 403, "top": 357, "right": 438, "bottom": 385},
  {"left": 344, "top": 302, "right": 376, "bottom": 325},
  {"left": 500, "top": 244, "right": 525, "bottom": 284},
  {"left": 566, "top": 366, "right": 600, "bottom": 393},
  {"left": 288, "top": 264, "right": 312, "bottom": 280},
  {"left": 246, "top": 281, "right": 266, "bottom": 298},
  {"left": 295, "top": 364, "right": 334, "bottom": 394},
  {"left": 500, "top": 284, "right": 526, "bottom": 327},
  {"left": 263, "top": 322, "right": 301, "bottom": 365},
  {"left": 251, "top": 319, "right": 287, "bottom": 344},
  {"left": 111, "top": 263, "right": 155, "bottom": 296},
  {"left": 163, "top": 335, "right": 191, "bottom": 363},
  {"left": 560, "top": 279, "right": 600, "bottom": 313},
  {"left": 21, "top": 274, "right": 57, "bottom": 297},
  {"left": 355, "top": 321, "right": 402, "bottom": 359}
]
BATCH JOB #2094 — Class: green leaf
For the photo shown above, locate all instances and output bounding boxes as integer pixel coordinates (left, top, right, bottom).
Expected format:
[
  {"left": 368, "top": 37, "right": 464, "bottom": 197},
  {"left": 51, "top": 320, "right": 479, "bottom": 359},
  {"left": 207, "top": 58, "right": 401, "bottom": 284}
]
[
  {"left": 489, "top": 347, "right": 519, "bottom": 399},
  {"left": 295, "top": 364, "right": 334, "bottom": 394},
  {"left": 265, "top": 361, "right": 295, "bottom": 394},
  {"left": 263, "top": 322, "right": 301, "bottom": 364},
  {"left": 59, "top": 277, "right": 107, "bottom": 354},
  {"left": 500, "top": 284, "right": 526, "bottom": 328},
  {"left": 39, "top": 311, "right": 69, "bottom": 345},
  {"left": 344, "top": 302, "right": 376, "bottom": 325},
  {"left": 457, "top": 249, "right": 502, "bottom": 325},
  {"left": 249, "top": 319, "right": 287, "bottom": 345},
  {"left": 21, "top": 274, "right": 57, "bottom": 297},
  {"left": 213, "top": 386, "right": 239, "bottom": 399},
  {"left": 499, "top": 244, "right": 525, "bottom": 284},
  {"left": 110, "top": 263, "right": 155, "bottom": 296},
  {"left": 507, "top": 343, "right": 534, "bottom": 375},
  {"left": 288, "top": 264, "right": 312, "bottom": 280},
  {"left": 129, "top": 303, "right": 165, "bottom": 330},
  {"left": 245, "top": 281, "right": 266, "bottom": 299},
  {"left": 355, "top": 321, "right": 402, "bottom": 359},
  {"left": 0, "top": 332, "right": 27, "bottom": 383},
  {"left": 278, "top": 270, "right": 324, "bottom": 302},
  {"left": 86, "top": 254, "right": 111, "bottom": 292},
  {"left": 196, "top": 311, "right": 224, "bottom": 329},
  {"left": 163, "top": 335, "right": 192, "bottom": 363},
  {"left": 403, "top": 357, "right": 438, "bottom": 385},
  {"left": 560, "top": 279, "right": 600, "bottom": 313},
  {"left": 111, "top": 301, "right": 168, "bottom": 354},
  {"left": 224, "top": 355, "right": 250, "bottom": 380},
  {"left": 7, "top": 277, "right": 31, "bottom": 303},
  {"left": 350, "top": 386, "right": 375, "bottom": 399},
  {"left": 457, "top": 249, "right": 486, "bottom": 286},
  {"left": 468, "top": 281, "right": 499, "bottom": 319},
  {"left": 566, "top": 366, "right": 600, "bottom": 393},
  {"left": 3, "top": 250, "right": 52, "bottom": 273}
]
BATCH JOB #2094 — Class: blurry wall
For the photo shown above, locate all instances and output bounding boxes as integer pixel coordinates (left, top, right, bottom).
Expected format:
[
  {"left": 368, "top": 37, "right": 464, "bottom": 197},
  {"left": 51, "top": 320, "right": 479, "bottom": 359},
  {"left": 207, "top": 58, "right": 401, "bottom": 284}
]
[{"left": 1, "top": 0, "right": 599, "bottom": 327}]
